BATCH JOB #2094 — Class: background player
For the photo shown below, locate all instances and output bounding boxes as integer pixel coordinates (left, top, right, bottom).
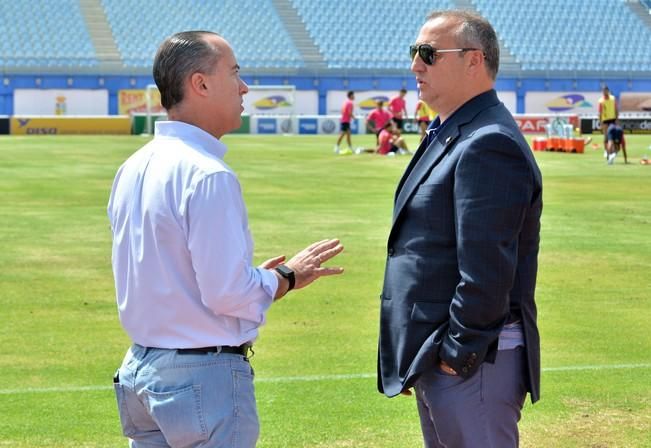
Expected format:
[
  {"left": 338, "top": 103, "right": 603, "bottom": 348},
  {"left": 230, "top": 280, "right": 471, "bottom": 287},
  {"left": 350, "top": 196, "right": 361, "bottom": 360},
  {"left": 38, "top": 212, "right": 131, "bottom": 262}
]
[
  {"left": 388, "top": 89, "right": 408, "bottom": 132},
  {"left": 599, "top": 86, "right": 618, "bottom": 158},
  {"left": 366, "top": 100, "right": 393, "bottom": 143},
  {"left": 414, "top": 99, "right": 435, "bottom": 141},
  {"left": 334, "top": 90, "right": 355, "bottom": 155},
  {"left": 606, "top": 121, "right": 627, "bottom": 164}
]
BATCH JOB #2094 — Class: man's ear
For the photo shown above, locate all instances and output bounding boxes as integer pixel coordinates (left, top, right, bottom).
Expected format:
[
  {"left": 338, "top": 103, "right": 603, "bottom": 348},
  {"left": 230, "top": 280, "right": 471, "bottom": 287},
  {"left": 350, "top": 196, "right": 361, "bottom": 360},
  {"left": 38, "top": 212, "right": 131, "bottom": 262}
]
[
  {"left": 189, "top": 72, "right": 208, "bottom": 97},
  {"left": 466, "top": 50, "right": 484, "bottom": 75}
]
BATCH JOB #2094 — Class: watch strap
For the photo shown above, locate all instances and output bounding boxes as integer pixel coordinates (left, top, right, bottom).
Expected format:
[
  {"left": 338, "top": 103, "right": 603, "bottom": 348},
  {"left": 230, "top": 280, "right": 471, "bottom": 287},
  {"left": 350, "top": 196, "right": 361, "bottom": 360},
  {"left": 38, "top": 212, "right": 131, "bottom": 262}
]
[{"left": 275, "top": 265, "right": 295, "bottom": 291}]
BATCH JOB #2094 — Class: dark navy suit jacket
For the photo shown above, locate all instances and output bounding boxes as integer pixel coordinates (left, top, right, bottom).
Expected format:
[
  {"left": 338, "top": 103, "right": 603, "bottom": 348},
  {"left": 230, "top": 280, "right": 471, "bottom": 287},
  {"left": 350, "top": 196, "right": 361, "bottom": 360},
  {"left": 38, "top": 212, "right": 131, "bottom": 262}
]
[{"left": 377, "top": 90, "right": 542, "bottom": 402}]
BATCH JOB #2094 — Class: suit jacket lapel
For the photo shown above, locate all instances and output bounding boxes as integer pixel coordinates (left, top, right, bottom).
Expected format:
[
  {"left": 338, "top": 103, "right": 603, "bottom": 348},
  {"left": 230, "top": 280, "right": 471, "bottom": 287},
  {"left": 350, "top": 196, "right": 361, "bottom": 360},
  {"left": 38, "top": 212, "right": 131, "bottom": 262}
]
[
  {"left": 393, "top": 133, "right": 431, "bottom": 199},
  {"left": 392, "top": 130, "right": 457, "bottom": 224},
  {"left": 391, "top": 89, "right": 502, "bottom": 228}
]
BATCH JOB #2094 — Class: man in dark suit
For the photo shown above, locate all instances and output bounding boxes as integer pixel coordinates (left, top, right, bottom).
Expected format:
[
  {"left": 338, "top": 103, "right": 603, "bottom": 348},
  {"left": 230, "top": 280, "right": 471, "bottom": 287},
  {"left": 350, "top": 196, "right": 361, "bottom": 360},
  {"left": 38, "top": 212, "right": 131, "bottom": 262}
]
[{"left": 377, "top": 10, "right": 542, "bottom": 447}]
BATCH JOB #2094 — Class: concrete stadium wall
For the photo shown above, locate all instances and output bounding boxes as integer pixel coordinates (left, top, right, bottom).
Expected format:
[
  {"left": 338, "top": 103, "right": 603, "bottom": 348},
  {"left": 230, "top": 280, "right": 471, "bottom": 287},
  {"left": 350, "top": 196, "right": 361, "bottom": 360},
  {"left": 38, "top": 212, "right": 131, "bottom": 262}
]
[{"left": 1, "top": 74, "right": 651, "bottom": 116}]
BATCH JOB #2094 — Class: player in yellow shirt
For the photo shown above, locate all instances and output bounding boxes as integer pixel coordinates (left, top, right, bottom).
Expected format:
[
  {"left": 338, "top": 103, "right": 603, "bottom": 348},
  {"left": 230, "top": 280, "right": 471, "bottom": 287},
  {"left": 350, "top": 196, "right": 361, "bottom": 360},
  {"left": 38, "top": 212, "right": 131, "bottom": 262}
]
[
  {"left": 598, "top": 86, "right": 618, "bottom": 157},
  {"left": 414, "top": 100, "right": 436, "bottom": 141}
]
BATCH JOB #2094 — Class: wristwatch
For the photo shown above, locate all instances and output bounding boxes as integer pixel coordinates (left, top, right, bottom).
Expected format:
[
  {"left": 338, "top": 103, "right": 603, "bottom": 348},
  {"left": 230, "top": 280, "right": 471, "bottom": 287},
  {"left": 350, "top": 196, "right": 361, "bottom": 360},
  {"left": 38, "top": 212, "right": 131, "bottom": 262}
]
[{"left": 274, "top": 265, "right": 295, "bottom": 291}]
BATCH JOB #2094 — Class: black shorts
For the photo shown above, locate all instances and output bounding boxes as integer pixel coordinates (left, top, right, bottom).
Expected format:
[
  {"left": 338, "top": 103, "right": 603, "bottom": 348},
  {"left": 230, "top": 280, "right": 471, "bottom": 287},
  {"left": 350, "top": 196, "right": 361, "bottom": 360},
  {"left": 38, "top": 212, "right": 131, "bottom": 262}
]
[
  {"left": 392, "top": 117, "right": 404, "bottom": 129},
  {"left": 340, "top": 122, "right": 351, "bottom": 132},
  {"left": 602, "top": 119, "right": 616, "bottom": 126}
]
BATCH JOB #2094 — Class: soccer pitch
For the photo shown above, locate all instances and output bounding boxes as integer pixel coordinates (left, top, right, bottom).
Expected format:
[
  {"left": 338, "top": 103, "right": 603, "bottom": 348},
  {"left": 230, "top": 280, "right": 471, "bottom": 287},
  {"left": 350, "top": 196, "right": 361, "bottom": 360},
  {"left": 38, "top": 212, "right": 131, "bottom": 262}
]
[{"left": 1, "top": 132, "right": 650, "bottom": 447}]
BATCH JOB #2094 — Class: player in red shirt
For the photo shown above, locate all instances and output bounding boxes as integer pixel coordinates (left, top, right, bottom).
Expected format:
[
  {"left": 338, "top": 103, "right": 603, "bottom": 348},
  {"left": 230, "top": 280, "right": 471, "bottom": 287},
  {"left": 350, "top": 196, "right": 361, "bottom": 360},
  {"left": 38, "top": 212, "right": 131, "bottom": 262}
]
[
  {"left": 334, "top": 91, "right": 355, "bottom": 155},
  {"left": 388, "top": 89, "right": 408, "bottom": 132},
  {"left": 356, "top": 121, "right": 410, "bottom": 156},
  {"left": 366, "top": 100, "right": 393, "bottom": 143}
]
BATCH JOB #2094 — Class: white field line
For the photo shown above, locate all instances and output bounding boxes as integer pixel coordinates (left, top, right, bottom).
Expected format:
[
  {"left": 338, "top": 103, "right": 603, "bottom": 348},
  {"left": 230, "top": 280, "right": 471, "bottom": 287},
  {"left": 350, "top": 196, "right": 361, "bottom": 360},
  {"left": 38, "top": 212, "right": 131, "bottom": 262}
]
[{"left": 1, "top": 363, "right": 649, "bottom": 395}]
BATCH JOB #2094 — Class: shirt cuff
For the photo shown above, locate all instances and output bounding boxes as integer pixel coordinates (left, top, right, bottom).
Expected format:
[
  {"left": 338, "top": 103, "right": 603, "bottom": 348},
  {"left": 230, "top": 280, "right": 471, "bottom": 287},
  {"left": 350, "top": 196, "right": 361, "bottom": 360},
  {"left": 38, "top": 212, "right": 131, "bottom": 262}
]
[{"left": 257, "top": 266, "right": 279, "bottom": 302}]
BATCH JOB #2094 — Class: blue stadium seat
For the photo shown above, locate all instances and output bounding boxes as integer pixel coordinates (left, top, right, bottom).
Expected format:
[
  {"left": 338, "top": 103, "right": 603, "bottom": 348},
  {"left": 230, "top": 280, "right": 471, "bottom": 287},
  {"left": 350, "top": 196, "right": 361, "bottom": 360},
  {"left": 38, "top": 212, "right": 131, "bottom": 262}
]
[
  {"left": 101, "top": 0, "right": 304, "bottom": 69},
  {"left": 289, "top": 0, "right": 454, "bottom": 70},
  {"left": 1, "top": 0, "right": 650, "bottom": 75},
  {"left": 0, "top": 0, "right": 97, "bottom": 68},
  {"left": 472, "top": 0, "right": 651, "bottom": 74}
]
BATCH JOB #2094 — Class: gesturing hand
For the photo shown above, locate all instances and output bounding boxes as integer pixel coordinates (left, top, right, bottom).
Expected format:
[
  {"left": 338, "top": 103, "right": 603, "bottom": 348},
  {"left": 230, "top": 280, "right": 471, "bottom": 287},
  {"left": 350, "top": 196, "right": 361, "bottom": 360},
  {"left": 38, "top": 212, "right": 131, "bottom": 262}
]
[{"left": 286, "top": 238, "right": 344, "bottom": 290}]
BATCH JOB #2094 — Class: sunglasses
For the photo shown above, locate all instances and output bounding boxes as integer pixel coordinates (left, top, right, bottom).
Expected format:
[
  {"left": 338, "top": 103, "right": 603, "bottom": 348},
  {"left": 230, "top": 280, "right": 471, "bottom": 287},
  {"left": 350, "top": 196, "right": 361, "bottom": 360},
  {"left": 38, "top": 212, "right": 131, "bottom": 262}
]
[{"left": 409, "top": 44, "right": 482, "bottom": 65}]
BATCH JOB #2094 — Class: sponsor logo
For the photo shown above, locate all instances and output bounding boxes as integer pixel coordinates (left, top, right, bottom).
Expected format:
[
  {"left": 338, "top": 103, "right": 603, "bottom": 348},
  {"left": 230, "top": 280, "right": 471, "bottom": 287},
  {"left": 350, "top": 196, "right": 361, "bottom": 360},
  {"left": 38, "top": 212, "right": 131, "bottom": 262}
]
[
  {"left": 544, "top": 94, "right": 592, "bottom": 112},
  {"left": 280, "top": 119, "right": 292, "bottom": 133},
  {"left": 11, "top": 117, "right": 130, "bottom": 135},
  {"left": 515, "top": 118, "right": 549, "bottom": 133},
  {"left": 321, "top": 119, "right": 336, "bottom": 134},
  {"left": 358, "top": 95, "right": 390, "bottom": 110},
  {"left": 620, "top": 93, "right": 651, "bottom": 112},
  {"left": 118, "top": 89, "right": 164, "bottom": 115},
  {"left": 26, "top": 128, "right": 57, "bottom": 134},
  {"left": 253, "top": 95, "right": 292, "bottom": 110},
  {"left": 403, "top": 120, "right": 419, "bottom": 134},
  {"left": 581, "top": 117, "right": 651, "bottom": 134},
  {"left": 299, "top": 118, "right": 318, "bottom": 134},
  {"left": 257, "top": 118, "right": 277, "bottom": 134},
  {"left": 622, "top": 119, "right": 651, "bottom": 133},
  {"left": 515, "top": 115, "right": 579, "bottom": 134}
]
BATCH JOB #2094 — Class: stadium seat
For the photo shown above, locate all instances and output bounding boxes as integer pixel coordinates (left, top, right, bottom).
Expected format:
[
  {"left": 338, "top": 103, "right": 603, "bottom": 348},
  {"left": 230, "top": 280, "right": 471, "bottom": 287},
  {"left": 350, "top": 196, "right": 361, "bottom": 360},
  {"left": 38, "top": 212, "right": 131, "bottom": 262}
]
[
  {"left": 289, "top": 0, "right": 454, "bottom": 70},
  {"left": 1, "top": 0, "right": 650, "bottom": 75},
  {"left": 101, "top": 0, "right": 304, "bottom": 69},
  {"left": 0, "top": 0, "right": 97, "bottom": 68},
  {"left": 472, "top": 0, "right": 651, "bottom": 74}
]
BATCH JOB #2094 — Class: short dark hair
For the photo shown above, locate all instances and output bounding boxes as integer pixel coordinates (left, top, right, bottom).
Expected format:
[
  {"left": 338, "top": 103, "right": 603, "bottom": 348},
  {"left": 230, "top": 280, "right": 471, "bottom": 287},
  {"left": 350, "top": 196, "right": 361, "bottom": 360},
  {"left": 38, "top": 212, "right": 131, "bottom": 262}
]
[
  {"left": 426, "top": 10, "right": 499, "bottom": 80},
  {"left": 347, "top": 90, "right": 354, "bottom": 99},
  {"left": 153, "top": 31, "right": 222, "bottom": 110},
  {"left": 400, "top": 88, "right": 407, "bottom": 94}
]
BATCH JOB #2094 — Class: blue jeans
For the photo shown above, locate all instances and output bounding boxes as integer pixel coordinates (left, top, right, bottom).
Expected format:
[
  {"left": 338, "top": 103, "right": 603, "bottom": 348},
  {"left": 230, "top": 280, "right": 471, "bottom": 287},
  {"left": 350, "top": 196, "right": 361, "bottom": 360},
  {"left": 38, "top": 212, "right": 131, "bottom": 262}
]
[{"left": 113, "top": 344, "right": 259, "bottom": 448}]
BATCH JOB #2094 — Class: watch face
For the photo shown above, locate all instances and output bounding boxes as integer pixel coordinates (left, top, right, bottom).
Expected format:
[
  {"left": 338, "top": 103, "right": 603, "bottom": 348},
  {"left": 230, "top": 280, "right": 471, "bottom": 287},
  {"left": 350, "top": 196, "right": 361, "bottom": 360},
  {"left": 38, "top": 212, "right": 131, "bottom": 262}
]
[{"left": 277, "top": 265, "right": 293, "bottom": 276}]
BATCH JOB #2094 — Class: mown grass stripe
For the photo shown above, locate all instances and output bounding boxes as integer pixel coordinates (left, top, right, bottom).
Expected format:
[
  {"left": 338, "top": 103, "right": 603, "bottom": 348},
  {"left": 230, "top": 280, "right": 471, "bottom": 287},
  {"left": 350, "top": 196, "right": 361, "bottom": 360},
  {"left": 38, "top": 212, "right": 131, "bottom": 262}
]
[{"left": 2, "top": 363, "right": 649, "bottom": 395}]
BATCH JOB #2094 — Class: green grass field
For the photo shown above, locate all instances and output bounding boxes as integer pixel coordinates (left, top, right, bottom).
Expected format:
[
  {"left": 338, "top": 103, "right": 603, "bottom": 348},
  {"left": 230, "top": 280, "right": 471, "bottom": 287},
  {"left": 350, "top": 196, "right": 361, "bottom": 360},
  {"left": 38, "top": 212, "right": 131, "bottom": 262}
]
[{"left": 1, "top": 131, "right": 650, "bottom": 447}]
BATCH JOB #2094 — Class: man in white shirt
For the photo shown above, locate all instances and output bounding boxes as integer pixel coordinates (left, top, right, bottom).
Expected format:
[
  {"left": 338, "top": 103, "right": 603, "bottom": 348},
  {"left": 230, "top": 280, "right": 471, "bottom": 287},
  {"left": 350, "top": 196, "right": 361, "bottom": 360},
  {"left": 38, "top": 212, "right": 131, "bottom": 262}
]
[{"left": 108, "top": 31, "right": 344, "bottom": 448}]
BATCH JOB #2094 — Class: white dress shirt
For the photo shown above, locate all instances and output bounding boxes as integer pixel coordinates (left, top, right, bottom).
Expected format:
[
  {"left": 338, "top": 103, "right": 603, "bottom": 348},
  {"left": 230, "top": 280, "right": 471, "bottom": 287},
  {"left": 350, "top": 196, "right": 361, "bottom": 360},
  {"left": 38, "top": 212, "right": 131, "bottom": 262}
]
[{"left": 108, "top": 121, "right": 278, "bottom": 348}]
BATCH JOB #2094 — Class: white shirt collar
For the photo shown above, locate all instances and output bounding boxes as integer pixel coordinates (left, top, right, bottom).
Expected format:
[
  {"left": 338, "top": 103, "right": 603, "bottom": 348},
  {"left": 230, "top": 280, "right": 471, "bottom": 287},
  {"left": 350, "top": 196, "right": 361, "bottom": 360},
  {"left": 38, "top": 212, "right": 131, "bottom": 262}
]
[{"left": 155, "top": 121, "right": 228, "bottom": 159}]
